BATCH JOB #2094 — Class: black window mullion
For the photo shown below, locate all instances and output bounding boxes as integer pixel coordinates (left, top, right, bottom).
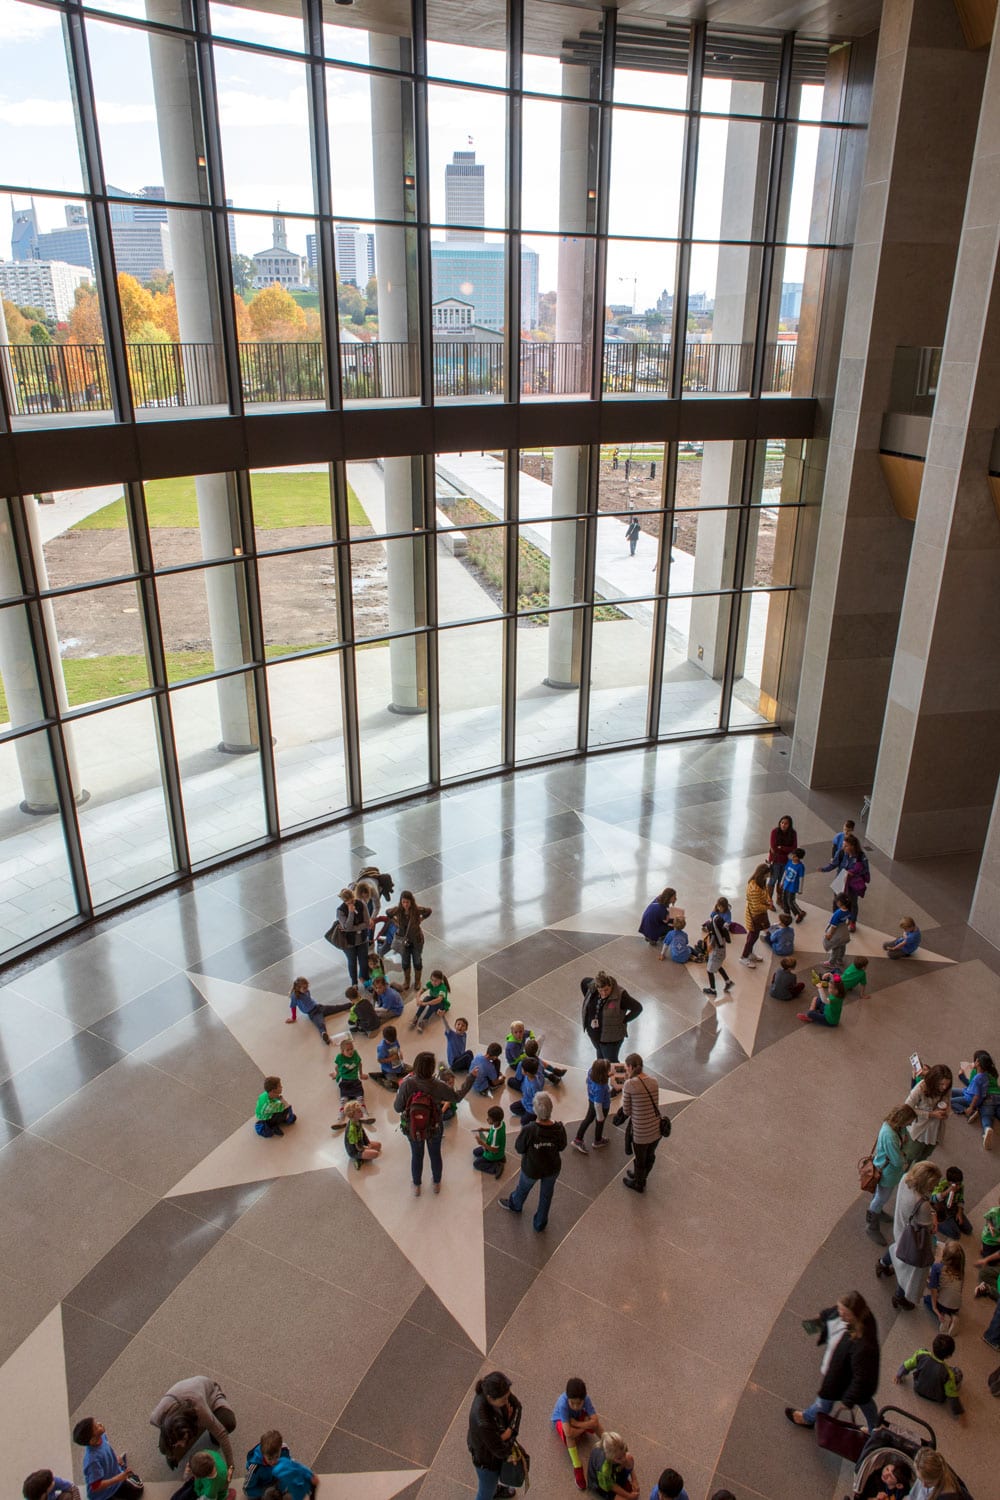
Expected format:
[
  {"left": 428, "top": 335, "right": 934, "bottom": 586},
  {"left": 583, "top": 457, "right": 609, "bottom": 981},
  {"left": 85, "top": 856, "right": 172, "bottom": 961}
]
[
  {"left": 412, "top": 0, "right": 434, "bottom": 406},
  {"left": 422, "top": 453, "right": 440, "bottom": 784},
  {"left": 304, "top": 0, "right": 344, "bottom": 410},
  {"left": 645, "top": 442, "right": 679, "bottom": 738},
  {"left": 233, "top": 471, "right": 279, "bottom": 835},
  {"left": 576, "top": 444, "right": 599, "bottom": 751},
  {"left": 63, "top": 7, "right": 134, "bottom": 425},
  {"left": 506, "top": 0, "right": 523, "bottom": 405},
  {"left": 123, "top": 482, "right": 191, "bottom": 874},
  {"left": 718, "top": 440, "right": 761, "bottom": 731},
  {"left": 192, "top": 0, "right": 245, "bottom": 415},
  {"left": 589, "top": 7, "right": 616, "bottom": 400}
]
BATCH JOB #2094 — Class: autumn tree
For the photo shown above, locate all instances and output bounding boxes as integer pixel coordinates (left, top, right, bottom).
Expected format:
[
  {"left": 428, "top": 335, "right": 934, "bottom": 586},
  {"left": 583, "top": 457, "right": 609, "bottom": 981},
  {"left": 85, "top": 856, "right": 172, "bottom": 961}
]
[
  {"left": 2, "top": 299, "right": 33, "bottom": 343},
  {"left": 233, "top": 293, "right": 253, "bottom": 342},
  {"left": 68, "top": 284, "right": 105, "bottom": 345},
  {"left": 150, "top": 286, "right": 179, "bottom": 342},
  {"left": 247, "top": 283, "right": 307, "bottom": 340},
  {"left": 117, "top": 274, "right": 156, "bottom": 338}
]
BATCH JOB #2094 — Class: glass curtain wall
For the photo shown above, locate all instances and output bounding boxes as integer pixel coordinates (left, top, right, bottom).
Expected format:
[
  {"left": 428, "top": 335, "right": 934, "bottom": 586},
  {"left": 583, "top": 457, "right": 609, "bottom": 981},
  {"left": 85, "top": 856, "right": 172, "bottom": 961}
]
[{"left": 0, "top": 0, "right": 856, "bottom": 423}]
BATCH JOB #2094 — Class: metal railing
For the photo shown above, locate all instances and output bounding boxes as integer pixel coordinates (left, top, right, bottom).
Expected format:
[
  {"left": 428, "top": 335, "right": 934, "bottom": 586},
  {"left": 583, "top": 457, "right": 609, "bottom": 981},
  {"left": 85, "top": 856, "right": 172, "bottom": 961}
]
[{"left": 2, "top": 336, "right": 797, "bottom": 415}]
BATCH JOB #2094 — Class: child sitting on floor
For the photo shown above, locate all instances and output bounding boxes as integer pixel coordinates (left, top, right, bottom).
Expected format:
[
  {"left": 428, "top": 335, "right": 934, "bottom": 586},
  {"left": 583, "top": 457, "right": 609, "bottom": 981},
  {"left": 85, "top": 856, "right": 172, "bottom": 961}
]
[
  {"left": 587, "top": 1432, "right": 639, "bottom": 1498},
  {"left": 883, "top": 916, "right": 921, "bottom": 960},
  {"left": 894, "top": 1334, "right": 964, "bottom": 1416},
  {"left": 255, "top": 1076, "right": 296, "bottom": 1137},
  {"left": 373, "top": 1025, "right": 409, "bottom": 1089},
  {"left": 519, "top": 1036, "right": 567, "bottom": 1087},
  {"left": 552, "top": 1377, "right": 602, "bottom": 1444},
  {"left": 411, "top": 970, "right": 450, "bottom": 1032},
  {"left": 329, "top": 1036, "right": 368, "bottom": 1123},
  {"left": 472, "top": 1105, "right": 506, "bottom": 1176},
  {"left": 798, "top": 978, "right": 845, "bottom": 1028},
  {"left": 931, "top": 1167, "right": 973, "bottom": 1239},
  {"left": 341, "top": 1100, "right": 382, "bottom": 1169},
  {"left": 761, "top": 912, "right": 795, "bottom": 956},
  {"left": 660, "top": 918, "right": 692, "bottom": 964},
  {"left": 509, "top": 1057, "right": 542, "bottom": 1122},
  {"left": 346, "top": 986, "right": 380, "bottom": 1037},
  {"left": 443, "top": 1015, "right": 473, "bottom": 1072},
  {"left": 769, "top": 956, "right": 804, "bottom": 1002}
]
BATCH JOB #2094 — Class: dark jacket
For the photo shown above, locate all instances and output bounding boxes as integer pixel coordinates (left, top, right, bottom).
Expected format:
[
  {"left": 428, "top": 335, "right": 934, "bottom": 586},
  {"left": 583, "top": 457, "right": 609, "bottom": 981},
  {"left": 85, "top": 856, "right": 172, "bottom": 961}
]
[
  {"left": 386, "top": 903, "right": 431, "bottom": 944},
  {"left": 244, "top": 1442, "right": 290, "bottom": 1499},
  {"left": 815, "top": 1306, "right": 880, "bottom": 1406},
  {"left": 580, "top": 977, "right": 642, "bottom": 1045},
  {"left": 467, "top": 1391, "right": 522, "bottom": 1471},
  {"left": 337, "top": 899, "right": 370, "bottom": 948},
  {"left": 515, "top": 1118, "right": 567, "bottom": 1179}
]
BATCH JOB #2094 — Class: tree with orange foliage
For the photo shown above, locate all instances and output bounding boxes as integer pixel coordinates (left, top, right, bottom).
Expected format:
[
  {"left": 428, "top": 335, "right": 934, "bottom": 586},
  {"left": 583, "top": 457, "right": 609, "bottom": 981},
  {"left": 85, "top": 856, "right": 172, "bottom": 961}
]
[
  {"left": 2, "top": 299, "right": 33, "bottom": 343},
  {"left": 67, "top": 284, "right": 104, "bottom": 345},
  {"left": 149, "top": 286, "right": 179, "bottom": 342},
  {"left": 248, "top": 283, "right": 307, "bottom": 340},
  {"left": 116, "top": 274, "right": 156, "bottom": 338},
  {"left": 233, "top": 293, "right": 253, "bottom": 342}
]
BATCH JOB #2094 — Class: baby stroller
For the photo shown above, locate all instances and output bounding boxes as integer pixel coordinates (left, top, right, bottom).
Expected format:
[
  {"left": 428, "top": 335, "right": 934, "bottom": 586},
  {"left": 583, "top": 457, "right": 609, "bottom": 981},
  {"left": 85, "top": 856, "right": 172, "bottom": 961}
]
[{"left": 846, "top": 1407, "right": 972, "bottom": 1500}]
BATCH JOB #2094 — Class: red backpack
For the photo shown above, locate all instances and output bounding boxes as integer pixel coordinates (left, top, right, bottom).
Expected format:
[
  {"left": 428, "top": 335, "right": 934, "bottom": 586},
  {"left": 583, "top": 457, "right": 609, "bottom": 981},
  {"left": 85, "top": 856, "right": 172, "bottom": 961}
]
[{"left": 403, "top": 1086, "right": 440, "bottom": 1142}]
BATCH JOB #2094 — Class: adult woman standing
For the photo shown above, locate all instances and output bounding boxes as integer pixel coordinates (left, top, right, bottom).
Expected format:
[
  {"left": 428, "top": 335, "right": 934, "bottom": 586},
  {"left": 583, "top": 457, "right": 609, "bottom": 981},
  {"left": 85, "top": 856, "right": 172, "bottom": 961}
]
[
  {"left": 466, "top": 1371, "right": 522, "bottom": 1500},
  {"left": 638, "top": 888, "right": 683, "bottom": 947},
  {"left": 392, "top": 1051, "right": 465, "bottom": 1196},
  {"left": 739, "top": 864, "right": 774, "bottom": 968},
  {"left": 840, "top": 834, "right": 871, "bottom": 929},
  {"left": 767, "top": 814, "right": 797, "bottom": 895},
  {"left": 865, "top": 1104, "right": 917, "bottom": 1243},
  {"left": 784, "top": 1291, "right": 880, "bottom": 1432},
  {"left": 334, "top": 886, "right": 371, "bottom": 988},
  {"left": 876, "top": 1160, "right": 939, "bottom": 1310},
  {"left": 385, "top": 889, "right": 431, "bottom": 991},
  {"left": 905, "top": 1065, "right": 952, "bottom": 1163},
  {"left": 580, "top": 972, "right": 643, "bottom": 1062}
]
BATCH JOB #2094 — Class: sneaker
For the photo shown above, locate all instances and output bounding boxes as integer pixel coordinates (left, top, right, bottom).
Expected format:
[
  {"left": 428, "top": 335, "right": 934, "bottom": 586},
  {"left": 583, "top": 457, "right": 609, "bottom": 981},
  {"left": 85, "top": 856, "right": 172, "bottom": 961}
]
[
  {"left": 271, "top": 1124, "right": 284, "bottom": 1136},
  {"left": 848, "top": 921, "right": 857, "bottom": 932},
  {"left": 321, "top": 1031, "right": 331, "bottom": 1045},
  {"left": 739, "top": 956, "right": 757, "bottom": 968},
  {"left": 796, "top": 1013, "right": 809, "bottom": 1022},
  {"left": 795, "top": 912, "right": 806, "bottom": 924},
  {"left": 432, "top": 1182, "right": 441, "bottom": 1194},
  {"left": 496, "top": 1488, "right": 517, "bottom": 1499},
  {"left": 571, "top": 1138, "right": 589, "bottom": 1155},
  {"left": 498, "top": 1197, "right": 521, "bottom": 1214},
  {"left": 412, "top": 1183, "right": 421, "bottom": 1197},
  {"left": 593, "top": 1138, "right": 610, "bottom": 1149},
  {"left": 702, "top": 986, "right": 716, "bottom": 998},
  {"left": 723, "top": 979, "right": 735, "bottom": 992},
  {"left": 984, "top": 1126, "right": 994, "bottom": 1150}
]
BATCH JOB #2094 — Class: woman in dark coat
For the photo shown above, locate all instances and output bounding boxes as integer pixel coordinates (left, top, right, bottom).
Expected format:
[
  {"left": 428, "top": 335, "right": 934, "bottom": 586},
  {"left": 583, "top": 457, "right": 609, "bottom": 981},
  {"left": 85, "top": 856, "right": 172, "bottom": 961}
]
[
  {"left": 467, "top": 1370, "right": 522, "bottom": 1500},
  {"left": 638, "top": 887, "right": 683, "bottom": 946},
  {"left": 784, "top": 1290, "right": 880, "bottom": 1432},
  {"left": 767, "top": 813, "right": 798, "bottom": 895}
]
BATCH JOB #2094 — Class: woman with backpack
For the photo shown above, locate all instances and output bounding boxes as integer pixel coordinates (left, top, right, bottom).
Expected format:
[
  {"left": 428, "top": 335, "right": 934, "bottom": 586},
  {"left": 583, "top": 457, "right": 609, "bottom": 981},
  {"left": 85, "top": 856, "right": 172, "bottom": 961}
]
[
  {"left": 392, "top": 1050, "right": 467, "bottom": 1196},
  {"left": 467, "top": 1371, "right": 522, "bottom": 1500}
]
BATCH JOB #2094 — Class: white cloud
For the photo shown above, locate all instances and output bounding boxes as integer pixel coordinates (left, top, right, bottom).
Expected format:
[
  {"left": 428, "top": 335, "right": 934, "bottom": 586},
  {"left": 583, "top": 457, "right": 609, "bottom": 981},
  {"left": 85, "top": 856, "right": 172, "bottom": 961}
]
[
  {"left": 217, "top": 85, "right": 309, "bottom": 127},
  {"left": 0, "top": 98, "right": 74, "bottom": 126},
  {"left": 0, "top": 0, "right": 61, "bottom": 41}
]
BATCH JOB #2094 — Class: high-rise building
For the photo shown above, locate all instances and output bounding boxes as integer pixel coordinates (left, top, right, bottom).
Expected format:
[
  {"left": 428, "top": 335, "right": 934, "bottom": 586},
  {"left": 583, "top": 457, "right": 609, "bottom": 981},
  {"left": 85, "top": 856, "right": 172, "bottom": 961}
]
[
  {"left": 110, "top": 224, "right": 172, "bottom": 282},
  {"left": 0, "top": 259, "right": 92, "bottom": 321},
  {"left": 11, "top": 206, "right": 38, "bottom": 261},
  {"left": 430, "top": 241, "right": 539, "bottom": 330},
  {"left": 37, "top": 227, "right": 93, "bottom": 272},
  {"left": 444, "top": 150, "right": 485, "bottom": 242},
  {"left": 305, "top": 233, "right": 318, "bottom": 272},
  {"left": 334, "top": 225, "right": 375, "bottom": 288},
  {"left": 780, "top": 282, "right": 804, "bottom": 321}
]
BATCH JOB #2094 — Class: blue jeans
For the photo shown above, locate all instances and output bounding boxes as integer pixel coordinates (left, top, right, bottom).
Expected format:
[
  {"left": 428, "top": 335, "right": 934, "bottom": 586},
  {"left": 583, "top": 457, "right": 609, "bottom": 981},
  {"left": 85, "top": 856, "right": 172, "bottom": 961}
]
[
  {"left": 473, "top": 1465, "right": 500, "bottom": 1500},
  {"left": 595, "top": 1040, "right": 622, "bottom": 1062},
  {"left": 801, "top": 1395, "right": 877, "bottom": 1431},
  {"left": 952, "top": 1086, "right": 996, "bottom": 1136},
  {"left": 507, "top": 1168, "right": 556, "bottom": 1230},
  {"left": 345, "top": 945, "right": 370, "bottom": 986},
  {"left": 399, "top": 939, "right": 423, "bottom": 981},
  {"left": 869, "top": 1177, "right": 894, "bottom": 1215},
  {"left": 408, "top": 1130, "right": 443, "bottom": 1186}
]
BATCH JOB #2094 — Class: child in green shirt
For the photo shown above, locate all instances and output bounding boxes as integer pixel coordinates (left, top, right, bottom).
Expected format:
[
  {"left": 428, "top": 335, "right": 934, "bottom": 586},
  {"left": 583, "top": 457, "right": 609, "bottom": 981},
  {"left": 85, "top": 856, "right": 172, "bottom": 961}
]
[
  {"left": 188, "top": 1450, "right": 229, "bottom": 1500},
  {"left": 341, "top": 1100, "right": 382, "bottom": 1169},
  {"left": 254, "top": 1076, "right": 296, "bottom": 1137},
  {"left": 472, "top": 1105, "right": 507, "bottom": 1177},
  {"left": 412, "top": 970, "right": 451, "bottom": 1032},
  {"left": 329, "top": 1037, "right": 369, "bottom": 1127}
]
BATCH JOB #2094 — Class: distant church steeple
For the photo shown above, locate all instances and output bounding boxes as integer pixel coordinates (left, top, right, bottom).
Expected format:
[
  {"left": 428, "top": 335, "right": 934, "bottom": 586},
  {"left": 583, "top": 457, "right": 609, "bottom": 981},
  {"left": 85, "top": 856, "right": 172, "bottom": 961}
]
[{"left": 272, "top": 209, "right": 287, "bottom": 251}]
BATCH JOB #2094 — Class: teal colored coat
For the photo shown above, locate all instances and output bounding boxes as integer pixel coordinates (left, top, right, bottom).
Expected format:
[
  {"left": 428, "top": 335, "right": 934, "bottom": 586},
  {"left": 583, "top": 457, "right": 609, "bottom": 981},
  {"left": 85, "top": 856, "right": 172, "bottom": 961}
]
[{"left": 873, "top": 1121, "right": 907, "bottom": 1191}]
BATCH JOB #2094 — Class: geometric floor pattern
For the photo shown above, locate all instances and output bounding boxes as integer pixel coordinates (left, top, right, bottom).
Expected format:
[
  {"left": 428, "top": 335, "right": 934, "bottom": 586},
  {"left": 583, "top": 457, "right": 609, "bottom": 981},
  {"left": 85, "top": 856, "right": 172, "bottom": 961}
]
[{"left": 2, "top": 732, "right": 999, "bottom": 1500}]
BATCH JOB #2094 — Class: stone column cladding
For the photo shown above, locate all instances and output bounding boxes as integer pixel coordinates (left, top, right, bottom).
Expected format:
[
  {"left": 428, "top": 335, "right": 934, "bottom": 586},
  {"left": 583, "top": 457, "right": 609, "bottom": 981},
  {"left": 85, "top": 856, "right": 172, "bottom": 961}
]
[
  {"left": 868, "top": 2, "right": 1000, "bottom": 860},
  {"left": 790, "top": 0, "right": 986, "bottom": 789},
  {"left": 146, "top": 0, "right": 257, "bottom": 753}
]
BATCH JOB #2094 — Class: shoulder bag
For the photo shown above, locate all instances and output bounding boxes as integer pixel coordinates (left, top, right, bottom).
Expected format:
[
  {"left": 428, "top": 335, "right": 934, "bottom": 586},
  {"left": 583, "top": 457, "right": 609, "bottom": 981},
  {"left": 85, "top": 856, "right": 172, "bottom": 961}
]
[
  {"left": 324, "top": 920, "right": 349, "bottom": 951},
  {"left": 641, "top": 1078, "right": 672, "bottom": 1140},
  {"left": 814, "top": 1404, "right": 866, "bottom": 1463},
  {"left": 500, "top": 1441, "right": 530, "bottom": 1490},
  {"left": 858, "top": 1132, "right": 882, "bottom": 1193},
  {"left": 896, "top": 1200, "right": 934, "bottom": 1267}
]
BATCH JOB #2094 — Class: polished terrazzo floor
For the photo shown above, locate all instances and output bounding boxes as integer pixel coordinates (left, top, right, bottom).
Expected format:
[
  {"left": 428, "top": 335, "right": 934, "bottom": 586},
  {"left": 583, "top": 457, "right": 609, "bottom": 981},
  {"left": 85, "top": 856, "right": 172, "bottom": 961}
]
[{"left": 2, "top": 733, "right": 999, "bottom": 1500}]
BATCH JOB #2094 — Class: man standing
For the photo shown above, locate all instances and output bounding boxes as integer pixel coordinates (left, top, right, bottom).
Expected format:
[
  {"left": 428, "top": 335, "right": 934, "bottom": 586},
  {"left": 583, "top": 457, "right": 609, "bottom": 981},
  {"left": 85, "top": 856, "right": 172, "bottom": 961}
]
[
  {"left": 499, "top": 1093, "right": 567, "bottom": 1231},
  {"left": 580, "top": 971, "right": 642, "bottom": 1062},
  {"left": 622, "top": 1053, "right": 662, "bottom": 1194}
]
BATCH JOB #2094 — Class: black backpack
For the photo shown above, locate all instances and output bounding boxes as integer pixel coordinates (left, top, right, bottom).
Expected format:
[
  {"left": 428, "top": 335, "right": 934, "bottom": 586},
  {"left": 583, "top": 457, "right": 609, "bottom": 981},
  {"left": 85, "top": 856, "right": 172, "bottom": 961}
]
[{"left": 403, "top": 1086, "right": 440, "bottom": 1142}]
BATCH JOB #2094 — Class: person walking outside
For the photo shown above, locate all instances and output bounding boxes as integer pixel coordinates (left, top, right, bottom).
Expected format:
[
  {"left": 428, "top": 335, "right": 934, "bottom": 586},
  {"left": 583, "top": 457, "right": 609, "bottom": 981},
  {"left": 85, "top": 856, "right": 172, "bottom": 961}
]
[
  {"left": 580, "top": 971, "right": 642, "bottom": 1062},
  {"left": 499, "top": 1092, "right": 567, "bottom": 1230},
  {"left": 625, "top": 512, "right": 640, "bottom": 557},
  {"left": 621, "top": 1053, "right": 663, "bottom": 1195},
  {"left": 467, "top": 1372, "right": 522, "bottom": 1500},
  {"left": 392, "top": 1050, "right": 467, "bottom": 1196},
  {"left": 740, "top": 864, "right": 774, "bottom": 968}
]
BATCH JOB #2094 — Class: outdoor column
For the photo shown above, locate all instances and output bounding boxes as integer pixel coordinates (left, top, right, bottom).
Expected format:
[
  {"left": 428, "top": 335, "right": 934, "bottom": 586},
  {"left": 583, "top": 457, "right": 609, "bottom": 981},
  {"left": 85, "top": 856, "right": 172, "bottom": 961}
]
[
  {"left": 545, "top": 64, "right": 594, "bottom": 688},
  {"left": 0, "top": 499, "right": 85, "bottom": 812},
  {"left": 370, "top": 38, "right": 426, "bottom": 712},
  {"left": 146, "top": 0, "right": 257, "bottom": 751},
  {"left": 790, "top": 0, "right": 987, "bottom": 787},
  {"left": 867, "top": 5, "right": 1000, "bottom": 860},
  {"left": 686, "top": 81, "right": 771, "bottom": 679}
]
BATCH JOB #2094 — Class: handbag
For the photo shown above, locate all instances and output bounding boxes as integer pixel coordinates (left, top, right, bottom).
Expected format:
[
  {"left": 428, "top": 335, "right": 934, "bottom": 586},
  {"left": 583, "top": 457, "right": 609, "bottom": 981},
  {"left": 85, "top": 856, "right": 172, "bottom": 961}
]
[
  {"left": 814, "top": 1405, "right": 866, "bottom": 1463},
  {"left": 500, "top": 1442, "right": 530, "bottom": 1490},
  {"left": 324, "top": 921, "right": 349, "bottom": 951},
  {"left": 858, "top": 1133, "right": 882, "bottom": 1193},
  {"left": 641, "top": 1078, "right": 672, "bottom": 1140},
  {"left": 896, "top": 1203, "right": 934, "bottom": 1267}
]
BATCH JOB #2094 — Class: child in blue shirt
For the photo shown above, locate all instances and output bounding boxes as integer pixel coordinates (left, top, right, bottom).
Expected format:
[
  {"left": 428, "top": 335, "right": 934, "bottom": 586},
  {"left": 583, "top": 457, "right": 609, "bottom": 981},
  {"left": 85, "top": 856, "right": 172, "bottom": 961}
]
[
  {"left": 761, "top": 912, "right": 795, "bottom": 956},
  {"left": 824, "top": 896, "right": 852, "bottom": 968},
  {"left": 257, "top": 1432, "right": 317, "bottom": 1500},
  {"left": 443, "top": 1015, "right": 473, "bottom": 1072},
  {"left": 468, "top": 1043, "right": 503, "bottom": 1094},
  {"left": 72, "top": 1419, "right": 141, "bottom": 1500},
  {"left": 510, "top": 1057, "right": 542, "bottom": 1121},
  {"left": 651, "top": 1471, "right": 689, "bottom": 1500},
  {"left": 778, "top": 848, "right": 806, "bottom": 922},
  {"left": 372, "top": 976, "right": 404, "bottom": 1020},
  {"left": 659, "top": 918, "right": 691, "bottom": 963},
  {"left": 551, "top": 1376, "right": 602, "bottom": 1441},
  {"left": 573, "top": 1058, "right": 612, "bottom": 1152},
  {"left": 373, "top": 1025, "right": 409, "bottom": 1088},
  {"left": 23, "top": 1473, "right": 80, "bottom": 1500},
  {"left": 884, "top": 917, "right": 921, "bottom": 959}
]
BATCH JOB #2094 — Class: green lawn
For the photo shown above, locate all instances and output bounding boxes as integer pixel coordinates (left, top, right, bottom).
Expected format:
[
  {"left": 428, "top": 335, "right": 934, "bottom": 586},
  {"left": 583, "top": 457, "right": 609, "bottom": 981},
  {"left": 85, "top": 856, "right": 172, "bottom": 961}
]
[{"left": 73, "top": 472, "right": 369, "bottom": 530}]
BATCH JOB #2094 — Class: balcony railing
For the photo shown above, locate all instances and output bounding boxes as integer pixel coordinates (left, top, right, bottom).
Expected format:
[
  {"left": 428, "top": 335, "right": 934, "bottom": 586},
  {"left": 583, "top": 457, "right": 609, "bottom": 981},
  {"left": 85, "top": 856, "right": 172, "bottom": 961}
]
[{"left": 1, "top": 337, "right": 797, "bottom": 416}]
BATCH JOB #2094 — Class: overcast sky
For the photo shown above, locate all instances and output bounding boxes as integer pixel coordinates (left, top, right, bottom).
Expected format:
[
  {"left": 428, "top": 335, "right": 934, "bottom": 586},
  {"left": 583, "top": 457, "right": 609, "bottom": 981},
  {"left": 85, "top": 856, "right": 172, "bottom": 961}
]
[{"left": 1, "top": 0, "right": 822, "bottom": 307}]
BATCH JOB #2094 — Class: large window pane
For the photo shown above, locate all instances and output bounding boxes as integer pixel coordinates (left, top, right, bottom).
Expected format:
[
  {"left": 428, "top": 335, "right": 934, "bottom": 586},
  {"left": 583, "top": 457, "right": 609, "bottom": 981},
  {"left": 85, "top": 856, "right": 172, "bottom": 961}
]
[
  {"left": 661, "top": 592, "right": 728, "bottom": 736},
  {"left": 329, "top": 71, "right": 416, "bottom": 223},
  {"left": 428, "top": 86, "right": 507, "bottom": 229},
  {"left": 594, "top": 507, "right": 661, "bottom": 588},
  {"left": 229, "top": 210, "right": 324, "bottom": 409},
  {"left": 609, "top": 111, "right": 685, "bottom": 239},
  {"left": 518, "top": 518, "right": 586, "bottom": 609},
  {"left": 0, "top": 603, "right": 45, "bottom": 731},
  {"left": 356, "top": 642, "right": 429, "bottom": 799},
  {"left": 523, "top": 0, "right": 604, "bottom": 99},
  {"left": 522, "top": 99, "right": 597, "bottom": 234},
  {"left": 155, "top": 562, "right": 256, "bottom": 683},
  {"left": 351, "top": 535, "right": 425, "bottom": 640},
  {"left": 259, "top": 549, "right": 340, "bottom": 657},
  {"left": 521, "top": 235, "right": 592, "bottom": 399},
  {"left": 434, "top": 453, "right": 506, "bottom": 624},
  {"left": 683, "top": 242, "right": 762, "bottom": 393},
  {"left": 250, "top": 465, "right": 337, "bottom": 549},
  {"left": 613, "top": 25, "right": 690, "bottom": 108},
  {"left": 339, "top": 224, "right": 420, "bottom": 404},
  {"left": 145, "top": 473, "right": 246, "bottom": 569},
  {"left": 519, "top": 445, "right": 586, "bottom": 520},
  {"left": 439, "top": 621, "right": 503, "bottom": 778},
  {"left": 604, "top": 240, "right": 677, "bottom": 394},
  {"left": 598, "top": 443, "right": 664, "bottom": 509},
  {"left": 39, "top": 487, "right": 134, "bottom": 588},
  {"left": 731, "top": 591, "right": 782, "bottom": 727},
  {"left": 48, "top": 581, "right": 151, "bottom": 707},
  {"left": 215, "top": 49, "right": 315, "bottom": 214},
  {"left": 73, "top": 699, "right": 174, "bottom": 903},
  {"left": 701, "top": 30, "right": 782, "bottom": 115},
  {"left": 515, "top": 608, "right": 582, "bottom": 760},
  {"left": 322, "top": 0, "right": 412, "bottom": 68},
  {"left": 0, "top": 5, "right": 83, "bottom": 193},
  {"left": 268, "top": 652, "right": 349, "bottom": 827},
  {"left": 671, "top": 439, "right": 747, "bottom": 596},
  {"left": 426, "top": 2, "right": 506, "bottom": 86},
  {"left": 589, "top": 602, "right": 653, "bottom": 746},
  {"left": 171, "top": 674, "right": 267, "bottom": 859},
  {"left": 209, "top": 0, "right": 305, "bottom": 52},
  {"left": 693, "top": 118, "right": 773, "bottom": 242},
  {"left": 0, "top": 732, "right": 77, "bottom": 948}
]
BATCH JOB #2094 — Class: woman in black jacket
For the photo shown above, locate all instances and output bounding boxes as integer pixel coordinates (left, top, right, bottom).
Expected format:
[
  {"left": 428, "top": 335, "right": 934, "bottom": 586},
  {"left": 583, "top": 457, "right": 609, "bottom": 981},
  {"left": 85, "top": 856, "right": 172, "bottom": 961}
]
[
  {"left": 467, "top": 1371, "right": 522, "bottom": 1500},
  {"left": 784, "top": 1291, "right": 880, "bottom": 1432}
]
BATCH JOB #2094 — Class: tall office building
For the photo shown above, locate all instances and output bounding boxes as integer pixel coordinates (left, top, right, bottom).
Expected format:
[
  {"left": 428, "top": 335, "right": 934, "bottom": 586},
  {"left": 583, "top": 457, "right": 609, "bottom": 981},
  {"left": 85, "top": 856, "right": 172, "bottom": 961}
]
[
  {"left": 430, "top": 241, "right": 539, "bottom": 330},
  {"left": 334, "top": 225, "right": 375, "bottom": 288},
  {"left": 11, "top": 206, "right": 38, "bottom": 261},
  {"left": 444, "top": 150, "right": 485, "bottom": 242},
  {"left": 0, "top": 259, "right": 92, "bottom": 321}
]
